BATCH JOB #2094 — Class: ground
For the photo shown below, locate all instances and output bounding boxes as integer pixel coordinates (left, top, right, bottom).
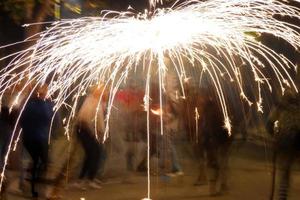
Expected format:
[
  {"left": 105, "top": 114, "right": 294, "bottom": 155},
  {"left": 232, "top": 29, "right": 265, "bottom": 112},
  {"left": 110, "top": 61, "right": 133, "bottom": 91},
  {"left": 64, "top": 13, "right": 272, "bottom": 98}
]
[{"left": 4, "top": 139, "right": 300, "bottom": 200}]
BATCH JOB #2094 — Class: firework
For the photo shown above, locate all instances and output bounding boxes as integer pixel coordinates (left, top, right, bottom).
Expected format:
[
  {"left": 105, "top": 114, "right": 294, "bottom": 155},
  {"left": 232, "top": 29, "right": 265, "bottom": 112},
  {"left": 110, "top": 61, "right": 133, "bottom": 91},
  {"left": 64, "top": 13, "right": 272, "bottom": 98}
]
[{"left": 0, "top": 0, "right": 300, "bottom": 198}]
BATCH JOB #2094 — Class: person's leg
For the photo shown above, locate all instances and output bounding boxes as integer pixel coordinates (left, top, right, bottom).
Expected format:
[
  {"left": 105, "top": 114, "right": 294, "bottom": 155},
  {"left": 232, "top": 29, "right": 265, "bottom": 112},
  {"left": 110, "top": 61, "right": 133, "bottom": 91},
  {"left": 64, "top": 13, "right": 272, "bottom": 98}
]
[
  {"left": 97, "top": 144, "right": 107, "bottom": 178},
  {"left": 38, "top": 140, "right": 49, "bottom": 180},
  {"left": 275, "top": 131, "right": 298, "bottom": 200},
  {"left": 160, "top": 132, "right": 182, "bottom": 176},
  {"left": 23, "top": 140, "right": 39, "bottom": 197},
  {"left": 218, "top": 143, "right": 230, "bottom": 192},
  {"left": 77, "top": 128, "right": 92, "bottom": 180},
  {"left": 87, "top": 139, "right": 101, "bottom": 180},
  {"left": 277, "top": 153, "right": 294, "bottom": 200},
  {"left": 137, "top": 132, "right": 157, "bottom": 172},
  {"left": 194, "top": 150, "right": 207, "bottom": 185},
  {"left": 47, "top": 141, "right": 77, "bottom": 198},
  {"left": 84, "top": 139, "right": 102, "bottom": 189},
  {"left": 158, "top": 134, "right": 169, "bottom": 174},
  {"left": 126, "top": 142, "right": 135, "bottom": 171},
  {"left": 170, "top": 142, "right": 182, "bottom": 173},
  {"left": 206, "top": 146, "right": 219, "bottom": 196}
]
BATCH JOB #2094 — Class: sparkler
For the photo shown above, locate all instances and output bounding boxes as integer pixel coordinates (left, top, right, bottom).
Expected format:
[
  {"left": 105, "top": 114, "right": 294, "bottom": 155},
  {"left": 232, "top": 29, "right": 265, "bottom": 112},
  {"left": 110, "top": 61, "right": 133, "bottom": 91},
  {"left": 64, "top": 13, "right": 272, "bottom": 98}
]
[{"left": 0, "top": 0, "right": 300, "bottom": 199}]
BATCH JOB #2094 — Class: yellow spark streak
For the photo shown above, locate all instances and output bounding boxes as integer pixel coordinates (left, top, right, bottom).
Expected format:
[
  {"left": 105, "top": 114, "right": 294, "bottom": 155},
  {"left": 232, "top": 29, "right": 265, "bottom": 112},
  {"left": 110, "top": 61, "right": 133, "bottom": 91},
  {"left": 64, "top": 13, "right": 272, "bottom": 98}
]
[
  {"left": 0, "top": 0, "right": 300, "bottom": 195},
  {"left": 151, "top": 108, "right": 163, "bottom": 115},
  {"left": 195, "top": 107, "right": 200, "bottom": 143}
]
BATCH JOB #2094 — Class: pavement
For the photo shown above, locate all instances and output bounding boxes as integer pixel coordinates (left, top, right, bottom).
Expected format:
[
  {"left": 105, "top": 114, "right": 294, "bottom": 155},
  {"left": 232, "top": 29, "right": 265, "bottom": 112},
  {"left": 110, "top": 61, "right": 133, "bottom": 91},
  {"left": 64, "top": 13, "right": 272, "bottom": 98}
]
[{"left": 3, "top": 138, "right": 300, "bottom": 200}]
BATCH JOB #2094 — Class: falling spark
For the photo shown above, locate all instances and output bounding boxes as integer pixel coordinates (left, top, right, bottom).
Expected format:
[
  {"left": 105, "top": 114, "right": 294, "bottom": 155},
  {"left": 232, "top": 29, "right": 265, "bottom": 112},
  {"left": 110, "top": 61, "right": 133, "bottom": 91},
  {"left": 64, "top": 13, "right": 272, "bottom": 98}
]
[
  {"left": 151, "top": 108, "right": 163, "bottom": 116},
  {"left": 195, "top": 107, "right": 200, "bottom": 143},
  {"left": 149, "top": 0, "right": 161, "bottom": 9},
  {"left": 0, "top": 0, "right": 300, "bottom": 197}
]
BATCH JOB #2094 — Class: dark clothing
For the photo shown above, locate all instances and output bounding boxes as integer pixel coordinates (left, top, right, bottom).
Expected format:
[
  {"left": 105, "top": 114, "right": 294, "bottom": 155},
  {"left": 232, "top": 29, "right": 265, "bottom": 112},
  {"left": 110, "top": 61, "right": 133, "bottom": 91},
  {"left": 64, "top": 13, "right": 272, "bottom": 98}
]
[
  {"left": 268, "top": 93, "right": 300, "bottom": 155},
  {"left": 76, "top": 124, "right": 103, "bottom": 180},
  {"left": 181, "top": 87, "right": 231, "bottom": 194},
  {"left": 23, "top": 137, "right": 48, "bottom": 194},
  {"left": 201, "top": 100, "right": 229, "bottom": 148},
  {"left": 267, "top": 93, "right": 300, "bottom": 200},
  {"left": 20, "top": 97, "right": 54, "bottom": 142},
  {"left": 20, "top": 97, "right": 55, "bottom": 197},
  {"left": 0, "top": 106, "right": 12, "bottom": 166},
  {"left": 0, "top": 106, "right": 13, "bottom": 196}
]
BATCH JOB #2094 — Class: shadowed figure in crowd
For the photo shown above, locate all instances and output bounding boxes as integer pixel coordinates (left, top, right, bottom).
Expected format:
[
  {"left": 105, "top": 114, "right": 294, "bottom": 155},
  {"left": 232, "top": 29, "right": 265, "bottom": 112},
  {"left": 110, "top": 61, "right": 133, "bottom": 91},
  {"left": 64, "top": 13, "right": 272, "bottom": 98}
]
[
  {"left": 176, "top": 85, "right": 231, "bottom": 196},
  {"left": 0, "top": 106, "right": 13, "bottom": 199},
  {"left": 19, "top": 84, "right": 55, "bottom": 198},
  {"left": 0, "top": 106, "right": 13, "bottom": 168},
  {"left": 267, "top": 91, "right": 300, "bottom": 200},
  {"left": 73, "top": 85, "right": 106, "bottom": 190},
  {"left": 148, "top": 100, "right": 183, "bottom": 176},
  {"left": 136, "top": 82, "right": 183, "bottom": 176}
]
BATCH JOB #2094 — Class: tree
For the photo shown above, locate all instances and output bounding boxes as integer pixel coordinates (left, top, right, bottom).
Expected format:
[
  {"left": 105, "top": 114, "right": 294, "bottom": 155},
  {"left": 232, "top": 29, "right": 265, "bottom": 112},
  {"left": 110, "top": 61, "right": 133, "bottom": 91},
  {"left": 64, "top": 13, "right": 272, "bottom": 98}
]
[
  {"left": 0, "top": 0, "right": 53, "bottom": 38},
  {"left": 0, "top": 0, "right": 52, "bottom": 71}
]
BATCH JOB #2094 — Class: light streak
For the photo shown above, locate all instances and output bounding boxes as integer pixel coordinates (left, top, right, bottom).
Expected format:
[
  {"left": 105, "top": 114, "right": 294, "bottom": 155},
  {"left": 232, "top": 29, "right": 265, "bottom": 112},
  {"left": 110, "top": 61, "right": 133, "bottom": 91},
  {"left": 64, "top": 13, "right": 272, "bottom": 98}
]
[
  {"left": 195, "top": 107, "right": 200, "bottom": 143},
  {"left": 151, "top": 108, "right": 163, "bottom": 115},
  {"left": 0, "top": 0, "right": 299, "bottom": 198}
]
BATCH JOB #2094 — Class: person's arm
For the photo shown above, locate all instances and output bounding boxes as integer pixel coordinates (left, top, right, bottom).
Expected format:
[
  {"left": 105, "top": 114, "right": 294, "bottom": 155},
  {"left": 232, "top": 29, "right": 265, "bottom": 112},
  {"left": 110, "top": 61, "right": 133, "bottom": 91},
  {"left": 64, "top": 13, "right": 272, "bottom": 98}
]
[
  {"left": 266, "top": 106, "right": 279, "bottom": 135},
  {"left": 96, "top": 104, "right": 105, "bottom": 139}
]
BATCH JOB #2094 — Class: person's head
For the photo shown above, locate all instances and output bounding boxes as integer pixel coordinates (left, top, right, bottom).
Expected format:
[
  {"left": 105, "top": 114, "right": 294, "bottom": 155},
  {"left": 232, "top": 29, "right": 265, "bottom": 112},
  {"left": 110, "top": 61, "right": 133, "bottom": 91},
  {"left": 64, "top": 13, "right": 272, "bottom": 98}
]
[
  {"left": 35, "top": 84, "right": 48, "bottom": 99},
  {"left": 90, "top": 83, "right": 108, "bottom": 101}
]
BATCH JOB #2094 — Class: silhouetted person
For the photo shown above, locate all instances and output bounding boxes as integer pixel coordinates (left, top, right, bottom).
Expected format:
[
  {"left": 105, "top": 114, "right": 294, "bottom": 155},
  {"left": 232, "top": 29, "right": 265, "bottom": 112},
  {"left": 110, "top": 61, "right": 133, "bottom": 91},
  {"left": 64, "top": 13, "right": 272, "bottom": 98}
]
[
  {"left": 0, "top": 106, "right": 12, "bottom": 199},
  {"left": 73, "top": 85, "right": 106, "bottom": 189},
  {"left": 180, "top": 86, "right": 231, "bottom": 195},
  {"left": 20, "top": 84, "right": 55, "bottom": 198},
  {"left": 0, "top": 106, "right": 12, "bottom": 167},
  {"left": 267, "top": 91, "right": 300, "bottom": 200}
]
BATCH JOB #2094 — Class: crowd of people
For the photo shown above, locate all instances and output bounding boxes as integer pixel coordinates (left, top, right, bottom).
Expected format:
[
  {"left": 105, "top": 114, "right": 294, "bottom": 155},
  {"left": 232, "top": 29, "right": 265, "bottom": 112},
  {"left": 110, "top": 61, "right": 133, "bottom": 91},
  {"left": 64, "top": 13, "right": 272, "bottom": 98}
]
[
  {"left": 0, "top": 80, "right": 299, "bottom": 200},
  {"left": 0, "top": 81, "right": 186, "bottom": 199}
]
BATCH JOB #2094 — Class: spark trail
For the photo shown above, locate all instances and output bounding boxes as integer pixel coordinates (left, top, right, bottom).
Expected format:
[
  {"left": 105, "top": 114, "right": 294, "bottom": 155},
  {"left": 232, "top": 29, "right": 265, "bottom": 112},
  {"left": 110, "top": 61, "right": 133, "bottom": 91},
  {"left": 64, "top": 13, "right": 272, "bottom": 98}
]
[{"left": 0, "top": 0, "right": 300, "bottom": 199}]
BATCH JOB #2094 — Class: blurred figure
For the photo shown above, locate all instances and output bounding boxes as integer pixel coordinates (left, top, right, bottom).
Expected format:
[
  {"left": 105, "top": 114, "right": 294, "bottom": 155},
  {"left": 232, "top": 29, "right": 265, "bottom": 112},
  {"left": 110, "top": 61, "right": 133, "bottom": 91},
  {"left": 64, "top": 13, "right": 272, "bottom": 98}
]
[
  {"left": 0, "top": 106, "right": 12, "bottom": 168},
  {"left": 114, "top": 86, "right": 145, "bottom": 172},
  {"left": 19, "top": 84, "right": 55, "bottom": 198},
  {"left": 73, "top": 84, "right": 106, "bottom": 190},
  {"left": 102, "top": 85, "right": 147, "bottom": 183},
  {"left": 179, "top": 85, "right": 231, "bottom": 196},
  {"left": 0, "top": 106, "right": 12, "bottom": 199},
  {"left": 137, "top": 82, "right": 183, "bottom": 177},
  {"left": 149, "top": 100, "right": 183, "bottom": 177},
  {"left": 163, "top": 100, "right": 183, "bottom": 176},
  {"left": 267, "top": 91, "right": 300, "bottom": 200},
  {"left": 0, "top": 82, "right": 32, "bottom": 195}
]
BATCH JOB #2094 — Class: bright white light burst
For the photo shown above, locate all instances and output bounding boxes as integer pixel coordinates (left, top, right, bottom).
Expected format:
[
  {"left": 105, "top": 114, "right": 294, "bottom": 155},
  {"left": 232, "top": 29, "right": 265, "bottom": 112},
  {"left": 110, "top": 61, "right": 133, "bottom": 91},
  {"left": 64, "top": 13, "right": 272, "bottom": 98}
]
[{"left": 0, "top": 0, "right": 300, "bottom": 194}]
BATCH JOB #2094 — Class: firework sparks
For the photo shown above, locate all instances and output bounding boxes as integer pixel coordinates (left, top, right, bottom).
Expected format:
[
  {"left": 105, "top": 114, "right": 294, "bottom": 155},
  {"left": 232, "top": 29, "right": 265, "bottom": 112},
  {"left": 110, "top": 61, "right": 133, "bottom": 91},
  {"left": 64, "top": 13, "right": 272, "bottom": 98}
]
[
  {"left": 0, "top": 0, "right": 300, "bottom": 197},
  {"left": 149, "top": 0, "right": 162, "bottom": 8}
]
